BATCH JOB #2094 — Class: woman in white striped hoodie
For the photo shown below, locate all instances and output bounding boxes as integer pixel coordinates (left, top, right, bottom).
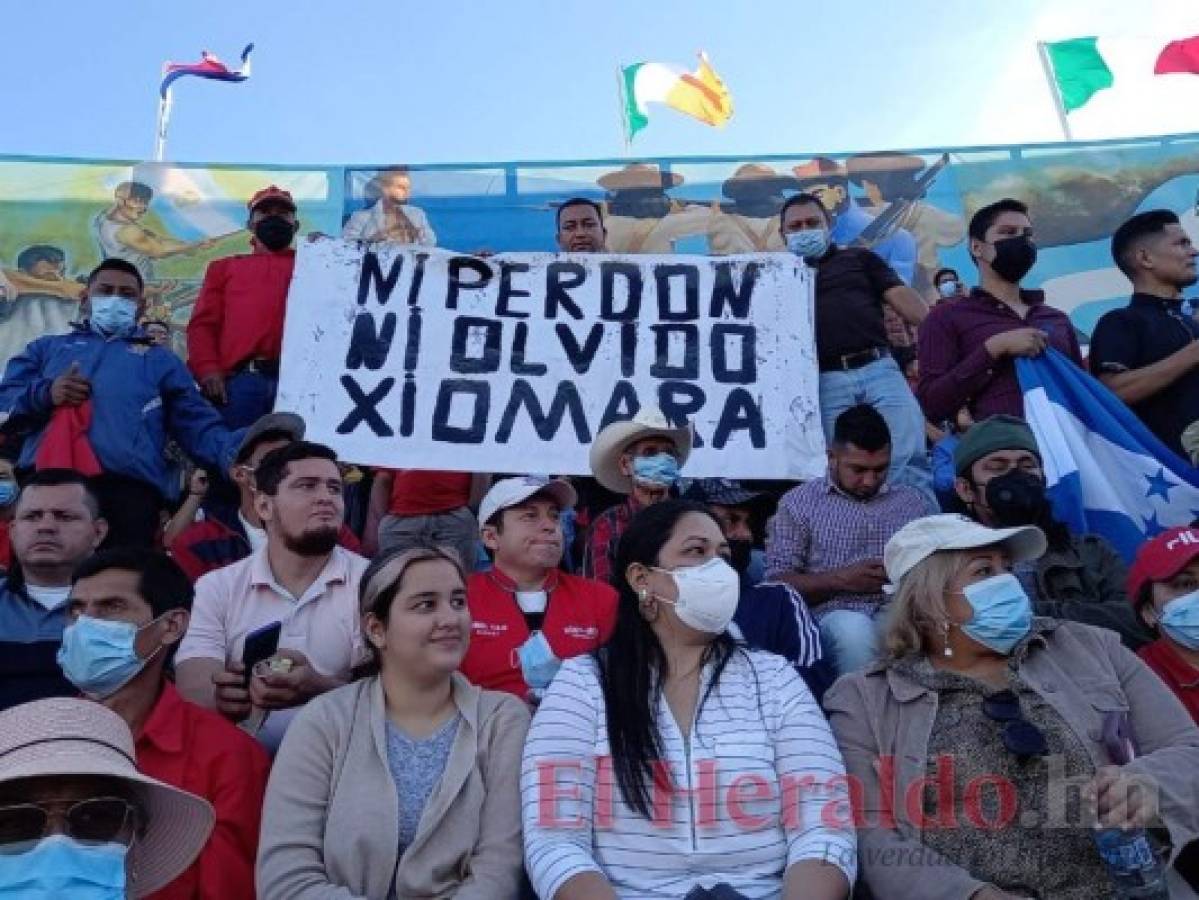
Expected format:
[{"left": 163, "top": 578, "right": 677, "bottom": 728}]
[{"left": 521, "top": 499, "right": 856, "bottom": 900}]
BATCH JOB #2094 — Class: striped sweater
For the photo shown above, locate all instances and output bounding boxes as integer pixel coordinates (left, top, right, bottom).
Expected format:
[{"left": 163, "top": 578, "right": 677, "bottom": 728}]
[{"left": 521, "top": 650, "right": 856, "bottom": 899}]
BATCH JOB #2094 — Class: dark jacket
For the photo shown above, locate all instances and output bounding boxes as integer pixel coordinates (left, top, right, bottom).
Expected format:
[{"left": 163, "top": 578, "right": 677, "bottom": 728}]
[
  {"left": 1034, "top": 532, "right": 1154, "bottom": 649},
  {"left": 0, "top": 572, "right": 74, "bottom": 711}
]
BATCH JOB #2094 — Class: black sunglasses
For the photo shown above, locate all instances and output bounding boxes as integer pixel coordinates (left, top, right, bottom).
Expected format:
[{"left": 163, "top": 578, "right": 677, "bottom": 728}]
[
  {"left": 0, "top": 797, "right": 140, "bottom": 852},
  {"left": 982, "top": 690, "right": 1049, "bottom": 760}
]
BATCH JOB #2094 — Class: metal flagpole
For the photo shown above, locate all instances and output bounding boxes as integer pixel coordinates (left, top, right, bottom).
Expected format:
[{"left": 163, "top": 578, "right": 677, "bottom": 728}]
[
  {"left": 154, "top": 88, "right": 174, "bottom": 161},
  {"left": 615, "top": 66, "right": 631, "bottom": 154},
  {"left": 1036, "top": 41, "right": 1074, "bottom": 141}
]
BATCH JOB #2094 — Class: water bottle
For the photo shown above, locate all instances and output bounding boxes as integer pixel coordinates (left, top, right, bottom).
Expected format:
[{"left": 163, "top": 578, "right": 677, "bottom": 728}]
[{"left": 1092, "top": 827, "right": 1169, "bottom": 899}]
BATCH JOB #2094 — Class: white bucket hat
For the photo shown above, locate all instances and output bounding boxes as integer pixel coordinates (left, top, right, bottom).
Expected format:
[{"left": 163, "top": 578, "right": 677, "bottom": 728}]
[
  {"left": 884, "top": 514, "right": 1047, "bottom": 586},
  {"left": 588, "top": 407, "right": 693, "bottom": 494},
  {"left": 0, "top": 698, "right": 215, "bottom": 897}
]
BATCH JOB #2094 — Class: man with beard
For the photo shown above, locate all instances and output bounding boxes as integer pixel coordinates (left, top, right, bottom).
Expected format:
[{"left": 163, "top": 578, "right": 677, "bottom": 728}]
[
  {"left": 765, "top": 405, "right": 928, "bottom": 676},
  {"left": 1090, "top": 210, "right": 1199, "bottom": 457},
  {"left": 952, "top": 415, "right": 1152, "bottom": 648},
  {"left": 171, "top": 413, "right": 361, "bottom": 582},
  {"left": 461, "top": 476, "right": 617, "bottom": 704},
  {"left": 176, "top": 442, "right": 367, "bottom": 752},
  {"left": 684, "top": 478, "right": 830, "bottom": 697}
]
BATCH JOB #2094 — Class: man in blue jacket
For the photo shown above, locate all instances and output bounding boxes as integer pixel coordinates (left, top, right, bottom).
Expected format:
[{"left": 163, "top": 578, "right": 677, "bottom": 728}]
[{"left": 0, "top": 258, "right": 244, "bottom": 548}]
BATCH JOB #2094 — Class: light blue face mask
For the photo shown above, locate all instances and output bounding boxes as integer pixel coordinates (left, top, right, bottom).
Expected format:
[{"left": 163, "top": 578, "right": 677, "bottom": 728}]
[
  {"left": 0, "top": 480, "right": 16, "bottom": 507},
  {"left": 0, "top": 834, "right": 127, "bottom": 899},
  {"left": 1160, "top": 589, "right": 1199, "bottom": 651},
  {"left": 88, "top": 295, "right": 138, "bottom": 336},
  {"left": 785, "top": 228, "right": 830, "bottom": 260},
  {"left": 631, "top": 453, "right": 680, "bottom": 488},
  {"left": 57, "top": 615, "right": 161, "bottom": 699},
  {"left": 937, "top": 279, "right": 960, "bottom": 298},
  {"left": 515, "top": 630, "right": 561, "bottom": 691},
  {"left": 960, "top": 573, "right": 1033, "bottom": 655}
]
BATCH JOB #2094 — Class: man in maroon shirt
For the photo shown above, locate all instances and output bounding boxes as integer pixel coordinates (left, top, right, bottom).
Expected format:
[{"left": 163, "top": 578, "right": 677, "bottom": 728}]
[
  {"left": 917, "top": 197, "right": 1083, "bottom": 424},
  {"left": 187, "top": 185, "right": 300, "bottom": 428}
]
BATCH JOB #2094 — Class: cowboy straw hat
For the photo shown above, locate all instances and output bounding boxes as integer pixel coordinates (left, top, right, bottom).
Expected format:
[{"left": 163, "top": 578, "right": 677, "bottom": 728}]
[
  {"left": 792, "top": 157, "right": 849, "bottom": 185},
  {"left": 846, "top": 151, "right": 927, "bottom": 186},
  {"left": 589, "top": 407, "right": 693, "bottom": 494},
  {"left": 596, "top": 163, "right": 683, "bottom": 191},
  {"left": 0, "top": 698, "right": 215, "bottom": 897},
  {"left": 721, "top": 163, "right": 800, "bottom": 197}
]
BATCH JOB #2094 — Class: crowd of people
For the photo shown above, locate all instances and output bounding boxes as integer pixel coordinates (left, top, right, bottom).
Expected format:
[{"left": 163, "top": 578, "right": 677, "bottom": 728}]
[{"left": 0, "top": 183, "right": 1198, "bottom": 899}]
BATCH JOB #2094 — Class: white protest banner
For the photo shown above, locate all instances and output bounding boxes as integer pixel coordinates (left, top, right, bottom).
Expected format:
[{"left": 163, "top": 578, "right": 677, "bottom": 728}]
[{"left": 276, "top": 239, "right": 824, "bottom": 479}]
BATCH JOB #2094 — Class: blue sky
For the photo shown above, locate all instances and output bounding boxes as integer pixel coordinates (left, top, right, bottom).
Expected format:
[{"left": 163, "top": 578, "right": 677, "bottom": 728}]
[{"left": 2, "top": 0, "right": 1197, "bottom": 166}]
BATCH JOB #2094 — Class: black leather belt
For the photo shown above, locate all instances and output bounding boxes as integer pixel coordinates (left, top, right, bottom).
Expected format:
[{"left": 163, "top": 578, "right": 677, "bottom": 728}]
[
  {"left": 233, "top": 358, "right": 280, "bottom": 377},
  {"left": 819, "top": 346, "right": 890, "bottom": 373}
]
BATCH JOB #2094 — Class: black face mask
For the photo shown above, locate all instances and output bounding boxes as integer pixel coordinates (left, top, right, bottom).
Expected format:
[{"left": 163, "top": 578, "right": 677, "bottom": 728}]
[
  {"left": 254, "top": 215, "right": 296, "bottom": 251},
  {"left": 989, "top": 235, "right": 1037, "bottom": 284},
  {"left": 727, "top": 539, "right": 754, "bottom": 576},
  {"left": 984, "top": 469, "right": 1048, "bottom": 527}
]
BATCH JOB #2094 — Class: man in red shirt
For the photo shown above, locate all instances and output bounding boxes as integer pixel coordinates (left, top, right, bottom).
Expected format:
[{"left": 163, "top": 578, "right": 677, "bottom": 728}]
[
  {"left": 364, "top": 469, "right": 488, "bottom": 570},
  {"left": 461, "top": 476, "right": 617, "bottom": 702},
  {"left": 61, "top": 547, "right": 269, "bottom": 899},
  {"left": 1127, "top": 527, "right": 1199, "bottom": 724},
  {"left": 187, "top": 185, "right": 300, "bottom": 428}
]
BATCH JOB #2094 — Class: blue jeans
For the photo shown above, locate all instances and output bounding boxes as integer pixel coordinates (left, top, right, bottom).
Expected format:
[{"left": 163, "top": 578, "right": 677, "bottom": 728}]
[
  {"left": 222, "top": 370, "right": 278, "bottom": 429},
  {"left": 819, "top": 608, "right": 881, "bottom": 677},
  {"left": 819, "top": 356, "right": 933, "bottom": 505}
]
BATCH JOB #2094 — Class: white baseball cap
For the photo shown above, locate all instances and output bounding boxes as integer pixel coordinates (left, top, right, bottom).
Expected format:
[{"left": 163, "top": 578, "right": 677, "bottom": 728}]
[
  {"left": 478, "top": 476, "right": 578, "bottom": 531},
  {"left": 884, "top": 514, "right": 1047, "bottom": 585}
]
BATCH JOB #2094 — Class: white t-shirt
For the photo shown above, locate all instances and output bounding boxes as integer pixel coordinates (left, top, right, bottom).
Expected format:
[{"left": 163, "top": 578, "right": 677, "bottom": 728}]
[
  {"left": 515, "top": 590, "right": 548, "bottom": 615},
  {"left": 239, "top": 512, "right": 268, "bottom": 553},
  {"left": 24, "top": 583, "right": 72, "bottom": 610}
]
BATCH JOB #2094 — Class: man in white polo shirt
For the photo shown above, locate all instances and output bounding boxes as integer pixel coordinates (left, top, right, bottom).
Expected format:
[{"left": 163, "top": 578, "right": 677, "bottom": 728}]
[{"left": 175, "top": 441, "right": 367, "bottom": 751}]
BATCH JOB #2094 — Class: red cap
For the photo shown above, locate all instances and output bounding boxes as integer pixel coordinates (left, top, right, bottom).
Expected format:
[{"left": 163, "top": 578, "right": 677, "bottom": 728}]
[
  {"left": 247, "top": 185, "right": 296, "bottom": 212},
  {"left": 1127, "top": 527, "right": 1199, "bottom": 606}
]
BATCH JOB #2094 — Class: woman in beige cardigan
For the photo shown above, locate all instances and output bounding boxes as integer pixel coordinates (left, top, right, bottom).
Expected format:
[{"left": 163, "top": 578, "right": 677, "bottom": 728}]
[
  {"left": 825, "top": 514, "right": 1199, "bottom": 900},
  {"left": 257, "top": 547, "right": 530, "bottom": 899}
]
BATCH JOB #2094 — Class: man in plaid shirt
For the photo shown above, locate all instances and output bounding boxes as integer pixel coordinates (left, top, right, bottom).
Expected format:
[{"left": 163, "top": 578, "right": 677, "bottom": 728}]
[{"left": 766, "top": 404, "right": 932, "bottom": 675}]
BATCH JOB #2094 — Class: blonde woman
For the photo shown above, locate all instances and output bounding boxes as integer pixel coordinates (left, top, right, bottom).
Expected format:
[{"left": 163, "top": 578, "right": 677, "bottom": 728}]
[
  {"left": 257, "top": 547, "right": 529, "bottom": 899},
  {"left": 826, "top": 514, "right": 1199, "bottom": 900}
]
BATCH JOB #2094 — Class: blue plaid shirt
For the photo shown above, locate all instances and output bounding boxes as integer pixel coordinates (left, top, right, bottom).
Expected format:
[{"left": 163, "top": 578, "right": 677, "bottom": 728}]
[{"left": 765, "top": 474, "right": 930, "bottom": 619}]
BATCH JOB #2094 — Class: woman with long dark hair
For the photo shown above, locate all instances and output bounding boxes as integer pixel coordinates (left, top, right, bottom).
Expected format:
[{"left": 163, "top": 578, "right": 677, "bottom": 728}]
[
  {"left": 257, "top": 547, "right": 529, "bottom": 899},
  {"left": 522, "top": 500, "right": 855, "bottom": 899}
]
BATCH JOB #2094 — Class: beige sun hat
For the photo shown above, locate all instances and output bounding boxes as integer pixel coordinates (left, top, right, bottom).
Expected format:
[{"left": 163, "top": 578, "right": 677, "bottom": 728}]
[
  {"left": 589, "top": 407, "right": 693, "bottom": 494},
  {"left": 884, "top": 514, "right": 1047, "bottom": 586},
  {"left": 0, "top": 698, "right": 215, "bottom": 897}
]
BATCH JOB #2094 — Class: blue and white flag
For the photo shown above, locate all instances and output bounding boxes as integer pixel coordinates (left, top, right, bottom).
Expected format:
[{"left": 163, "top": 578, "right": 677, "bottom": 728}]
[{"left": 1017, "top": 349, "right": 1199, "bottom": 562}]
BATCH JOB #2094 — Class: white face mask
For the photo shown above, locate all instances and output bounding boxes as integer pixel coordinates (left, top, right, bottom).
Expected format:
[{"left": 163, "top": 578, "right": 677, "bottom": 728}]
[{"left": 652, "top": 557, "right": 740, "bottom": 633}]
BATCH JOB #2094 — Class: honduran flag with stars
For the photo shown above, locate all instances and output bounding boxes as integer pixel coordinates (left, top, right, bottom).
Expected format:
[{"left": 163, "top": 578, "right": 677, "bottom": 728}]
[{"left": 1017, "top": 349, "right": 1199, "bottom": 563}]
